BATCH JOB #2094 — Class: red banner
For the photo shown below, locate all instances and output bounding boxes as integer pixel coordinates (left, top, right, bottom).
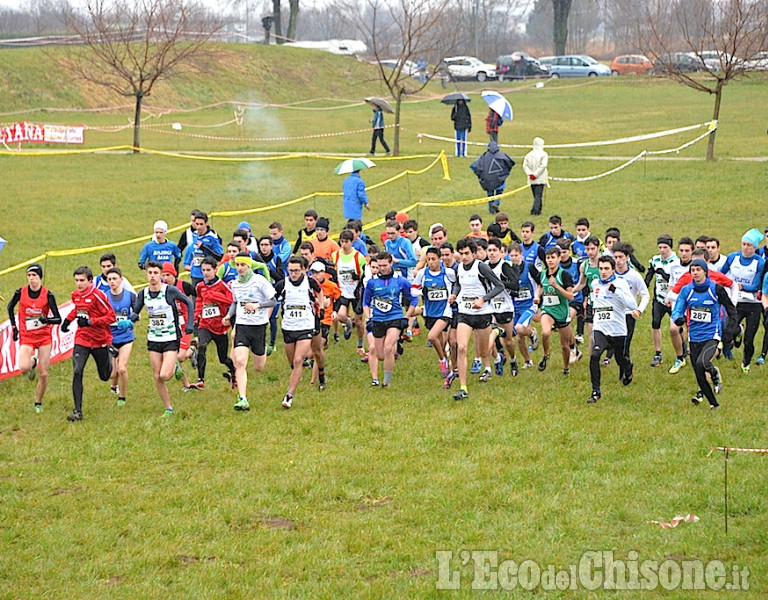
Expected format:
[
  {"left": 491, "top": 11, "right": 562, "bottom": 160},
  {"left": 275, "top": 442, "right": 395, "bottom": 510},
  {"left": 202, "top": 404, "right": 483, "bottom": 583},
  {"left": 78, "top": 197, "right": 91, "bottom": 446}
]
[
  {"left": 0, "top": 121, "right": 84, "bottom": 145},
  {"left": 0, "top": 302, "right": 77, "bottom": 381}
]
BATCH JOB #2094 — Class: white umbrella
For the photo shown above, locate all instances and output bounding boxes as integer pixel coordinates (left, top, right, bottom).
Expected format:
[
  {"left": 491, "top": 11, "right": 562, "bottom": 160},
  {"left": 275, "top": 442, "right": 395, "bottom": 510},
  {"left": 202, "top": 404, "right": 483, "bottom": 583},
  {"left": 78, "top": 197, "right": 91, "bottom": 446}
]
[
  {"left": 334, "top": 157, "right": 376, "bottom": 175},
  {"left": 481, "top": 90, "right": 513, "bottom": 121},
  {"left": 0, "top": 235, "right": 6, "bottom": 254}
]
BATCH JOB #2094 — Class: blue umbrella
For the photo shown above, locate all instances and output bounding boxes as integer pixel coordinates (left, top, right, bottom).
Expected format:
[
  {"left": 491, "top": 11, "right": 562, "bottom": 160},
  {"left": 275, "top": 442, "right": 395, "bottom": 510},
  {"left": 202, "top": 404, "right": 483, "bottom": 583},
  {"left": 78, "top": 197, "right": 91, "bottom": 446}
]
[{"left": 481, "top": 90, "right": 513, "bottom": 121}]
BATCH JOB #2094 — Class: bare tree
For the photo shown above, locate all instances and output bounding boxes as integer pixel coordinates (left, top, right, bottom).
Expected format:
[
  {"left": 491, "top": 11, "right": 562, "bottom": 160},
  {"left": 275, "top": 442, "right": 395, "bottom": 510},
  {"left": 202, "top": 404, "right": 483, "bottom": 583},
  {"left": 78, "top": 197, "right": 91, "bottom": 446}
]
[
  {"left": 332, "top": 0, "right": 462, "bottom": 155},
  {"left": 552, "top": 0, "right": 573, "bottom": 54},
  {"left": 638, "top": 0, "right": 768, "bottom": 159},
  {"left": 61, "top": 0, "right": 224, "bottom": 151}
]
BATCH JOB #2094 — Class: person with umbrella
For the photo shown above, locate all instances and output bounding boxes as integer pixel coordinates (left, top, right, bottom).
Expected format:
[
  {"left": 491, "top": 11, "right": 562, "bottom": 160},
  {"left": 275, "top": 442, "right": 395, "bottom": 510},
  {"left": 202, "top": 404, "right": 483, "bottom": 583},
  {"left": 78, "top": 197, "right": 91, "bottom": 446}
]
[
  {"left": 470, "top": 141, "right": 515, "bottom": 214},
  {"left": 450, "top": 97, "right": 471, "bottom": 157},
  {"left": 369, "top": 103, "right": 391, "bottom": 156},
  {"left": 336, "top": 158, "right": 375, "bottom": 221},
  {"left": 481, "top": 91, "right": 512, "bottom": 143}
]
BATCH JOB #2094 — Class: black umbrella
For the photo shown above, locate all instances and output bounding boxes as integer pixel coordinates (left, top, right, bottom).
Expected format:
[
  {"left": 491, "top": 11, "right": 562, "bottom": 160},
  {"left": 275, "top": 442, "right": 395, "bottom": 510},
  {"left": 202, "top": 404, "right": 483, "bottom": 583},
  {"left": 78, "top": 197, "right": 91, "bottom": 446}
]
[{"left": 441, "top": 92, "right": 471, "bottom": 105}]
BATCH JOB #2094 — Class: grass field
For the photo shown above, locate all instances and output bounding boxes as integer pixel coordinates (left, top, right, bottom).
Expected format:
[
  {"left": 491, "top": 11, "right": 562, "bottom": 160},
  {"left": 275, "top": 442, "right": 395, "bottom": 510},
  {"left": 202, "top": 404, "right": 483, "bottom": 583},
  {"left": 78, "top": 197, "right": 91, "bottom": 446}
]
[{"left": 1, "top": 45, "right": 767, "bottom": 598}]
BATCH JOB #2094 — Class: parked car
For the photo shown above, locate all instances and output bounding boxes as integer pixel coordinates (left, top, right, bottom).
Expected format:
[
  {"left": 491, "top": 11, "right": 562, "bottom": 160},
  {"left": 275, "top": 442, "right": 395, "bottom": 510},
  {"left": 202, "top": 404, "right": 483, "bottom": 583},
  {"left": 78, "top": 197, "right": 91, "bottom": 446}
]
[
  {"left": 378, "top": 59, "right": 420, "bottom": 76},
  {"left": 744, "top": 51, "right": 768, "bottom": 71},
  {"left": 495, "top": 52, "right": 551, "bottom": 80},
  {"left": 537, "top": 55, "right": 612, "bottom": 78},
  {"left": 651, "top": 53, "right": 704, "bottom": 74},
  {"left": 441, "top": 56, "right": 496, "bottom": 82},
  {"left": 697, "top": 51, "right": 733, "bottom": 71},
  {"left": 609, "top": 54, "right": 653, "bottom": 76}
]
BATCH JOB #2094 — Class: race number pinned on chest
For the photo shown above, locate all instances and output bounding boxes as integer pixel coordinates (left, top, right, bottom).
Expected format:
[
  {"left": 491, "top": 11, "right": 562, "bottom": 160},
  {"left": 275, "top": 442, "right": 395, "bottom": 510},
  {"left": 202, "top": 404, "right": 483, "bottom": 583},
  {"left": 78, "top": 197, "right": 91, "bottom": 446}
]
[
  {"left": 517, "top": 288, "right": 531, "bottom": 301},
  {"left": 202, "top": 304, "right": 220, "bottom": 319},
  {"left": 373, "top": 297, "right": 393, "bottom": 313},
  {"left": 427, "top": 287, "right": 448, "bottom": 302},
  {"left": 285, "top": 304, "right": 308, "bottom": 319},
  {"left": 594, "top": 306, "right": 613, "bottom": 321},
  {"left": 25, "top": 316, "right": 45, "bottom": 330},
  {"left": 543, "top": 294, "right": 560, "bottom": 307},
  {"left": 690, "top": 307, "right": 712, "bottom": 323}
]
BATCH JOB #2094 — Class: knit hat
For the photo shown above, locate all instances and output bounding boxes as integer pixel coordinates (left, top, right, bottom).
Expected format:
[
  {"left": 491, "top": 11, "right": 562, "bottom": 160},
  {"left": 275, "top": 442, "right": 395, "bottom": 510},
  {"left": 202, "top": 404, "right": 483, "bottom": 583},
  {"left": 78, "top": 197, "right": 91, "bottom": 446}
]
[
  {"left": 316, "top": 217, "right": 330, "bottom": 231},
  {"left": 741, "top": 228, "right": 763, "bottom": 249},
  {"left": 26, "top": 263, "right": 43, "bottom": 279},
  {"left": 237, "top": 221, "right": 252, "bottom": 232},
  {"left": 153, "top": 220, "right": 168, "bottom": 233},
  {"left": 162, "top": 262, "right": 177, "bottom": 277},
  {"left": 690, "top": 258, "right": 708, "bottom": 273}
]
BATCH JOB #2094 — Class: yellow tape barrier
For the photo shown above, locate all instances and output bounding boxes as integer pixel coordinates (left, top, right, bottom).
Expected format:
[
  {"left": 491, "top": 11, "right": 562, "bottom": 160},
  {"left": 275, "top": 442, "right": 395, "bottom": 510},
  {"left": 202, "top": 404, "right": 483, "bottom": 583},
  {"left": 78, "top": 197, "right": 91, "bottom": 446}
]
[{"left": 0, "top": 153, "right": 450, "bottom": 277}]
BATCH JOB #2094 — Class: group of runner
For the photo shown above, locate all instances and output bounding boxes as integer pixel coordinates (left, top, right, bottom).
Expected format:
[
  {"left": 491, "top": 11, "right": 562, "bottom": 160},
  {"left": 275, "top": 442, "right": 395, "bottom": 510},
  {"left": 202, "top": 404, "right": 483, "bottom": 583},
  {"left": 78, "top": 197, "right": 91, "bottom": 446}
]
[{"left": 7, "top": 208, "right": 768, "bottom": 419}]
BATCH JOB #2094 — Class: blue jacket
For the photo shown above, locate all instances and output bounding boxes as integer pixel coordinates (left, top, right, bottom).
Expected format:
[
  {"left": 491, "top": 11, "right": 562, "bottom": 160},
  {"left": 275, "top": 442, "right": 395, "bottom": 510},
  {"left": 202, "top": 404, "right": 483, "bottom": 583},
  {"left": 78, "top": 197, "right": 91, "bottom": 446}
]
[
  {"left": 272, "top": 235, "right": 292, "bottom": 275},
  {"left": 372, "top": 108, "right": 384, "bottom": 129},
  {"left": 385, "top": 236, "right": 417, "bottom": 278},
  {"left": 139, "top": 240, "right": 181, "bottom": 269},
  {"left": 342, "top": 172, "right": 369, "bottom": 220},
  {"left": 363, "top": 273, "right": 416, "bottom": 321},
  {"left": 673, "top": 279, "right": 724, "bottom": 342},
  {"left": 184, "top": 229, "right": 224, "bottom": 279}
]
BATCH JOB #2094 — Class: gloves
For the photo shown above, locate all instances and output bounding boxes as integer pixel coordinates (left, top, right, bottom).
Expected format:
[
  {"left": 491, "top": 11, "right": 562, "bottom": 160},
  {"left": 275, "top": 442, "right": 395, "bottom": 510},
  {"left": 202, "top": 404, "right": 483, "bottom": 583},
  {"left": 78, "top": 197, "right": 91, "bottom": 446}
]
[
  {"left": 116, "top": 319, "right": 133, "bottom": 331},
  {"left": 528, "top": 174, "right": 536, "bottom": 181},
  {"left": 38, "top": 316, "right": 50, "bottom": 324},
  {"left": 674, "top": 317, "right": 686, "bottom": 327},
  {"left": 77, "top": 315, "right": 91, "bottom": 328},
  {"left": 12, "top": 327, "right": 19, "bottom": 342},
  {"left": 61, "top": 319, "right": 71, "bottom": 333},
  {"left": 608, "top": 284, "right": 616, "bottom": 293}
]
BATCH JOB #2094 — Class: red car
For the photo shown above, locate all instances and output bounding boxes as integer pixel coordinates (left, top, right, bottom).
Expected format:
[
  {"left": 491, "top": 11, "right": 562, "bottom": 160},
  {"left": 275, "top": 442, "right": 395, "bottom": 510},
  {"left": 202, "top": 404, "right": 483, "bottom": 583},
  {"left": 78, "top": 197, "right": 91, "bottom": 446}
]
[{"left": 610, "top": 54, "right": 653, "bottom": 75}]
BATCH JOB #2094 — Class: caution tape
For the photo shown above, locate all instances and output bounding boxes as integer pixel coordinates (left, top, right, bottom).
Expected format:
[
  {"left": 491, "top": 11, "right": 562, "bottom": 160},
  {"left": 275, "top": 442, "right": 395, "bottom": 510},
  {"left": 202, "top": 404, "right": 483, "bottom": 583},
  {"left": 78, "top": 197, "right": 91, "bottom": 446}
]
[
  {"left": 416, "top": 121, "right": 717, "bottom": 150},
  {"left": 707, "top": 447, "right": 768, "bottom": 457},
  {"left": 0, "top": 153, "right": 449, "bottom": 277},
  {"left": 128, "top": 123, "right": 395, "bottom": 143},
  {"left": 647, "top": 514, "right": 699, "bottom": 529}
]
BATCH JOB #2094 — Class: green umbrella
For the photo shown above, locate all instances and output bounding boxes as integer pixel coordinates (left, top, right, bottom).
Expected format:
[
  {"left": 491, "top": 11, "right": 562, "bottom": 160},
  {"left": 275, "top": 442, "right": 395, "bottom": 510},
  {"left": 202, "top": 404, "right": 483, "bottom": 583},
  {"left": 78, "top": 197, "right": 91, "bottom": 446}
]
[{"left": 334, "top": 157, "right": 376, "bottom": 175}]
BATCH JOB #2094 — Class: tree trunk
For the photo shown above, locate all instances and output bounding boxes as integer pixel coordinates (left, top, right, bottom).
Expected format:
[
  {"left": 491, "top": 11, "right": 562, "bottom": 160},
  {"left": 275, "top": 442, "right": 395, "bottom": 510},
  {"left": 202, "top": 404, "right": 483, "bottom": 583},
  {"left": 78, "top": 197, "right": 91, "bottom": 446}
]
[
  {"left": 133, "top": 91, "right": 143, "bottom": 153},
  {"left": 552, "top": 0, "right": 573, "bottom": 55},
  {"left": 272, "top": 0, "right": 283, "bottom": 43},
  {"left": 287, "top": 0, "right": 299, "bottom": 41},
  {"left": 393, "top": 87, "right": 403, "bottom": 157},
  {"left": 706, "top": 80, "right": 723, "bottom": 161}
]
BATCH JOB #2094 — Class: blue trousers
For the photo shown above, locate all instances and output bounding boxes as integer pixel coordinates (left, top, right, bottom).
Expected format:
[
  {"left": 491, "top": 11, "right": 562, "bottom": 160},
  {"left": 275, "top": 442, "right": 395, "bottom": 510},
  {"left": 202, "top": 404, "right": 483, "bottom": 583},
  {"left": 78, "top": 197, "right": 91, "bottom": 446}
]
[{"left": 455, "top": 129, "right": 467, "bottom": 157}]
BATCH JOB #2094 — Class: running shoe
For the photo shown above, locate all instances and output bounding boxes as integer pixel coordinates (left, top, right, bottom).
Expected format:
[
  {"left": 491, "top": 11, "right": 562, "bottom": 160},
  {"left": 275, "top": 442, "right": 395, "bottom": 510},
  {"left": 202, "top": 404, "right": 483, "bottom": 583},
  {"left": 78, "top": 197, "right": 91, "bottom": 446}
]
[
  {"left": 494, "top": 355, "right": 506, "bottom": 376},
  {"left": 222, "top": 371, "right": 237, "bottom": 390},
  {"left": 733, "top": 325, "right": 743, "bottom": 348},
  {"left": 161, "top": 408, "right": 174, "bottom": 418},
  {"left": 117, "top": 398, "right": 126, "bottom": 407},
  {"left": 357, "top": 347, "right": 366, "bottom": 357},
  {"left": 710, "top": 402, "right": 720, "bottom": 410},
  {"left": 520, "top": 360, "right": 534, "bottom": 370},
  {"left": 439, "top": 358, "right": 449, "bottom": 378},
  {"left": 756, "top": 354, "right": 766, "bottom": 366},
  {"left": 110, "top": 384, "right": 119, "bottom": 394},
  {"left": 371, "top": 379, "right": 380, "bottom": 387},
  {"left": 601, "top": 357, "right": 611, "bottom": 367},
  {"left": 479, "top": 369, "right": 492, "bottom": 382},
  {"left": 570, "top": 349, "right": 582, "bottom": 365},
  {"left": 402, "top": 330, "right": 413, "bottom": 342},
  {"left": 529, "top": 330, "right": 539, "bottom": 351},
  {"left": 189, "top": 347, "right": 198, "bottom": 369},
  {"left": 413, "top": 326, "right": 421, "bottom": 337},
  {"left": 34, "top": 402, "right": 42, "bottom": 414},
  {"left": 266, "top": 344, "right": 275, "bottom": 356},
  {"left": 741, "top": 363, "right": 750, "bottom": 374},
  {"left": 712, "top": 367, "right": 722, "bottom": 394},
  {"left": 622, "top": 362, "right": 634, "bottom": 386},
  {"left": 333, "top": 333, "right": 339, "bottom": 343},
  {"left": 344, "top": 319, "right": 353, "bottom": 340},
  {"left": 281, "top": 394, "right": 293, "bottom": 409},
  {"left": 443, "top": 370, "right": 458, "bottom": 389},
  {"left": 668, "top": 358, "right": 686, "bottom": 374},
  {"left": 471, "top": 358, "right": 482, "bottom": 374},
  {"left": 650, "top": 353, "right": 663, "bottom": 367},
  {"left": 562, "top": 368, "right": 570, "bottom": 377},
  {"left": 174, "top": 361, "right": 183, "bottom": 381},
  {"left": 361, "top": 352, "right": 370, "bottom": 363},
  {"left": 234, "top": 397, "right": 250, "bottom": 411},
  {"left": 67, "top": 410, "right": 83, "bottom": 422},
  {"left": 574, "top": 334, "right": 584, "bottom": 345},
  {"left": 587, "top": 390, "right": 601, "bottom": 404},
  {"left": 537, "top": 354, "right": 549, "bottom": 372},
  {"left": 510, "top": 360, "right": 519, "bottom": 377},
  {"left": 190, "top": 379, "right": 205, "bottom": 391},
  {"left": 27, "top": 356, "right": 38, "bottom": 381},
  {"left": 691, "top": 390, "right": 703, "bottom": 406},
  {"left": 453, "top": 389, "right": 469, "bottom": 401}
]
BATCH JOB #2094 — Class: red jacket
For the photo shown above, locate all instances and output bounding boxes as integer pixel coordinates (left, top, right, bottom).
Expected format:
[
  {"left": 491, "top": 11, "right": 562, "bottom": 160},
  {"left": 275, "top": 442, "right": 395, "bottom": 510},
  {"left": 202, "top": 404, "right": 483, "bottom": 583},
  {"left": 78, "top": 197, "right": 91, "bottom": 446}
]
[
  {"left": 67, "top": 283, "right": 116, "bottom": 348},
  {"left": 671, "top": 270, "right": 734, "bottom": 295},
  {"left": 194, "top": 278, "right": 233, "bottom": 336}
]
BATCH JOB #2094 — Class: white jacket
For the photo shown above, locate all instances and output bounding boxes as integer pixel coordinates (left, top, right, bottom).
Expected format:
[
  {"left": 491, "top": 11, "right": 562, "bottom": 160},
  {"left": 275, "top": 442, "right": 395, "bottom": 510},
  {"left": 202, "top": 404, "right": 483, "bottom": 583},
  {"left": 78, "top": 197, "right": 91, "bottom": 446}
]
[{"left": 523, "top": 137, "right": 549, "bottom": 184}]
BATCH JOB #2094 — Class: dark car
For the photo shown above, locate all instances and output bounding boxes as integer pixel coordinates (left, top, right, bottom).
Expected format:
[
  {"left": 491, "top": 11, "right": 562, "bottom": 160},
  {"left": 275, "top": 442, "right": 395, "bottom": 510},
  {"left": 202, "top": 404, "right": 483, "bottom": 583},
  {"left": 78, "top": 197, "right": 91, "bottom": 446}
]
[
  {"left": 651, "top": 52, "right": 705, "bottom": 74},
  {"left": 496, "top": 52, "right": 551, "bottom": 81}
]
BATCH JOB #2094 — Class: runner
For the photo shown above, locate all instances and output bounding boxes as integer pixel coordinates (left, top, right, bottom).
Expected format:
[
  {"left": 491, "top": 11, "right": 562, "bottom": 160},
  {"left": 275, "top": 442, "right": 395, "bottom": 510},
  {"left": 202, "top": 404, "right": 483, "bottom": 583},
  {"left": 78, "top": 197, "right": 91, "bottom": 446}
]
[
  {"left": 6, "top": 264, "right": 62, "bottom": 413},
  {"left": 189, "top": 257, "right": 236, "bottom": 391},
  {"left": 160, "top": 263, "right": 197, "bottom": 390},
  {"left": 486, "top": 238, "right": 520, "bottom": 375},
  {"left": 644, "top": 234, "right": 682, "bottom": 369},
  {"left": 222, "top": 253, "right": 277, "bottom": 411},
  {"left": 105, "top": 267, "right": 136, "bottom": 407},
  {"left": 706, "top": 237, "right": 728, "bottom": 272},
  {"left": 94, "top": 253, "right": 135, "bottom": 295},
  {"left": 572, "top": 236, "right": 601, "bottom": 350},
  {"left": 538, "top": 215, "right": 575, "bottom": 250},
  {"left": 408, "top": 246, "right": 456, "bottom": 377},
  {"left": 331, "top": 230, "right": 368, "bottom": 355},
  {"left": 448, "top": 238, "right": 504, "bottom": 399},
  {"left": 672, "top": 258, "right": 736, "bottom": 408},
  {"left": 309, "top": 261, "right": 341, "bottom": 358},
  {"left": 520, "top": 221, "right": 545, "bottom": 270},
  {"left": 557, "top": 238, "right": 585, "bottom": 359},
  {"left": 507, "top": 243, "right": 540, "bottom": 369},
  {"left": 61, "top": 266, "right": 116, "bottom": 422},
  {"left": 571, "top": 217, "right": 598, "bottom": 261},
  {"left": 586, "top": 256, "right": 638, "bottom": 403},
  {"left": 182, "top": 210, "right": 224, "bottom": 290},
  {"left": 439, "top": 242, "right": 460, "bottom": 385},
  {"left": 268, "top": 221, "right": 292, "bottom": 273},
  {"left": 257, "top": 235, "right": 286, "bottom": 356},
  {"left": 720, "top": 228, "right": 766, "bottom": 373},
  {"left": 535, "top": 247, "right": 577, "bottom": 375},
  {"left": 274, "top": 257, "right": 325, "bottom": 407},
  {"left": 293, "top": 209, "right": 319, "bottom": 254},
  {"left": 138, "top": 220, "right": 182, "bottom": 271},
  {"left": 465, "top": 214, "right": 490, "bottom": 242},
  {"left": 384, "top": 220, "right": 418, "bottom": 279},
  {"left": 308, "top": 217, "right": 340, "bottom": 260},
  {"left": 663, "top": 237, "right": 695, "bottom": 373},
  {"left": 487, "top": 212, "right": 521, "bottom": 248},
  {"left": 363, "top": 252, "right": 418, "bottom": 388},
  {"left": 612, "top": 242, "right": 650, "bottom": 366},
  {"left": 132, "top": 261, "right": 195, "bottom": 417}
]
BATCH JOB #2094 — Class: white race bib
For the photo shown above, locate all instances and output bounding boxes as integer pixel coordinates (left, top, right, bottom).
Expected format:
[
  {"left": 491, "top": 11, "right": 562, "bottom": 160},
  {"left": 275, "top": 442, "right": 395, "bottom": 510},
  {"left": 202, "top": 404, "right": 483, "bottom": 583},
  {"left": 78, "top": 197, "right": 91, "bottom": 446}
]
[
  {"left": 192, "top": 255, "right": 204, "bottom": 267},
  {"left": 543, "top": 294, "right": 560, "bottom": 307},
  {"left": 373, "top": 297, "right": 393, "bottom": 313},
  {"left": 517, "top": 288, "right": 531, "bottom": 301},
  {"left": 462, "top": 297, "right": 479, "bottom": 311},
  {"left": 340, "top": 271, "right": 354, "bottom": 284},
  {"left": 492, "top": 298, "right": 504, "bottom": 311},
  {"left": 25, "top": 316, "right": 45, "bottom": 330},
  {"left": 690, "top": 308, "right": 712, "bottom": 323},
  {"left": 150, "top": 316, "right": 168, "bottom": 329},
  {"left": 594, "top": 307, "right": 613, "bottom": 321},
  {"left": 427, "top": 288, "right": 448, "bottom": 302},
  {"left": 657, "top": 281, "right": 669, "bottom": 294},
  {"left": 202, "top": 304, "right": 221, "bottom": 319},
  {"left": 285, "top": 304, "right": 308, "bottom": 319}
]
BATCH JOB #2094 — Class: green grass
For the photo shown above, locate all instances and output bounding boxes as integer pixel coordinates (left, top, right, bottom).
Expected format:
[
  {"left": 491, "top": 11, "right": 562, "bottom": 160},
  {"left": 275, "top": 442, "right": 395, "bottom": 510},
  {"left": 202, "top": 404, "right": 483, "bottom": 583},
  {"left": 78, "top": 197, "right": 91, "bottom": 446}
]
[{"left": 1, "top": 47, "right": 768, "bottom": 598}]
